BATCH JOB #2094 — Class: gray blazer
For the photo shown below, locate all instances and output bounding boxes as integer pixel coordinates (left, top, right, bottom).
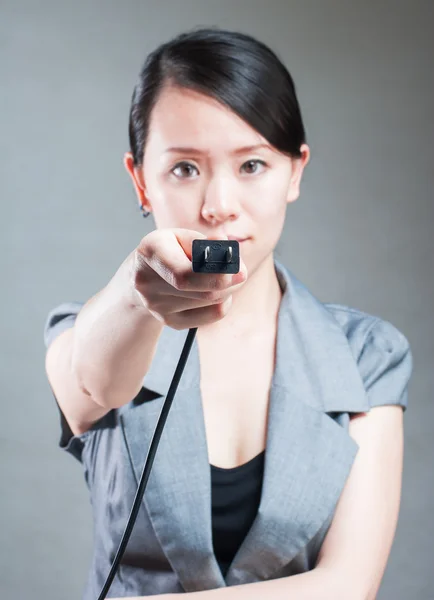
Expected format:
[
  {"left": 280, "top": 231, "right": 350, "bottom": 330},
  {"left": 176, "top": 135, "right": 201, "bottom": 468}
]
[{"left": 43, "top": 259, "right": 413, "bottom": 598}]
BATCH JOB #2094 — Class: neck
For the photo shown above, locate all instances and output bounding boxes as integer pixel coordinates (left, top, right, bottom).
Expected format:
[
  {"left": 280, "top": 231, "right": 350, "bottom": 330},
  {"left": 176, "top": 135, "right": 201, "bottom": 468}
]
[{"left": 197, "top": 253, "right": 283, "bottom": 339}]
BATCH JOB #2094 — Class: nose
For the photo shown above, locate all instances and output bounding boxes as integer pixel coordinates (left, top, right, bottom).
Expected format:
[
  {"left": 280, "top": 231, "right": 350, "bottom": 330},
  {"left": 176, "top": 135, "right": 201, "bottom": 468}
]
[{"left": 201, "top": 175, "right": 241, "bottom": 224}]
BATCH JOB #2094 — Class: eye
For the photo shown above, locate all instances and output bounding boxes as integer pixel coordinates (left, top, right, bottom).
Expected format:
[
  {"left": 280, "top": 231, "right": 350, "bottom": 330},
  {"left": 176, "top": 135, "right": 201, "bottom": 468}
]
[
  {"left": 241, "top": 159, "right": 267, "bottom": 174},
  {"left": 171, "top": 162, "right": 199, "bottom": 178}
]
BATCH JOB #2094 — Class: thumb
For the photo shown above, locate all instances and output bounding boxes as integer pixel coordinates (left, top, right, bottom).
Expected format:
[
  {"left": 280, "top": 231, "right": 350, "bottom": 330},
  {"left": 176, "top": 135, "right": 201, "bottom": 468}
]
[{"left": 171, "top": 228, "right": 212, "bottom": 261}]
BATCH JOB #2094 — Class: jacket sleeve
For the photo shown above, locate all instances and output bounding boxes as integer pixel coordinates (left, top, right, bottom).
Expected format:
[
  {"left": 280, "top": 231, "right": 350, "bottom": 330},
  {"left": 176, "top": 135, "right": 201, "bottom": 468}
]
[
  {"left": 43, "top": 301, "right": 88, "bottom": 462},
  {"left": 357, "top": 318, "right": 413, "bottom": 411},
  {"left": 43, "top": 301, "right": 84, "bottom": 349}
]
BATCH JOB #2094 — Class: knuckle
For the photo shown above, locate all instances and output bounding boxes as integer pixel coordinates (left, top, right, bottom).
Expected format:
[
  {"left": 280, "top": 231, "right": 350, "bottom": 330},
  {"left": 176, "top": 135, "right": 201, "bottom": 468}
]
[
  {"left": 163, "top": 314, "right": 174, "bottom": 328},
  {"left": 172, "top": 270, "right": 188, "bottom": 290},
  {"left": 214, "top": 276, "right": 228, "bottom": 291},
  {"left": 215, "top": 301, "right": 227, "bottom": 317},
  {"left": 133, "top": 257, "right": 149, "bottom": 287},
  {"left": 136, "top": 241, "right": 153, "bottom": 266},
  {"left": 203, "top": 290, "right": 223, "bottom": 303}
]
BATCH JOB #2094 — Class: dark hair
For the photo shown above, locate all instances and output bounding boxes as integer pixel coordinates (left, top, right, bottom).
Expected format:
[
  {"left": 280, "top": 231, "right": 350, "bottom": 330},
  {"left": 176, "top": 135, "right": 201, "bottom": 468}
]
[{"left": 128, "top": 26, "right": 306, "bottom": 167}]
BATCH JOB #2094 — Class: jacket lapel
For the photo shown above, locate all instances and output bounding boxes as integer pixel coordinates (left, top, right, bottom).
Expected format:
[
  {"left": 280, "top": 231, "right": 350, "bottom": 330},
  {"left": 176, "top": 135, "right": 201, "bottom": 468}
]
[
  {"left": 224, "top": 260, "right": 370, "bottom": 584},
  {"left": 119, "top": 258, "right": 371, "bottom": 591}
]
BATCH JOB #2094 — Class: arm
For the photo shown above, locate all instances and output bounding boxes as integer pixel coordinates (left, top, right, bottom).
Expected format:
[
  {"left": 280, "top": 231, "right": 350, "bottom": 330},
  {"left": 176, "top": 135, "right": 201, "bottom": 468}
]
[
  {"left": 314, "top": 405, "right": 404, "bottom": 600},
  {"left": 113, "top": 404, "right": 403, "bottom": 600},
  {"left": 108, "top": 568, "right": 342, "bottom": 600},
  {"left": 187, "top": 406, "right": 404, "bottom": 600},
  {"left": 45, "top": 250, "right": 164, "bottom": 435}
]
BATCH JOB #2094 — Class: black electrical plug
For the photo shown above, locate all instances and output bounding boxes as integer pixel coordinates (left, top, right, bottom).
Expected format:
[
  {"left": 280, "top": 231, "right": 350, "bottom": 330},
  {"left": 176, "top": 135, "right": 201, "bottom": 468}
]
[{"left": 192, "top": 239, "right": 240, "bottom": 274}]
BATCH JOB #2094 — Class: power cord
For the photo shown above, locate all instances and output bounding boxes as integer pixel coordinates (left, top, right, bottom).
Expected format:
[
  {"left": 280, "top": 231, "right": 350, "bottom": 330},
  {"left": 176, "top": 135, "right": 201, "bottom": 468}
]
[{"left": 97, "top": 239, "right": 240, "bottom": 599}]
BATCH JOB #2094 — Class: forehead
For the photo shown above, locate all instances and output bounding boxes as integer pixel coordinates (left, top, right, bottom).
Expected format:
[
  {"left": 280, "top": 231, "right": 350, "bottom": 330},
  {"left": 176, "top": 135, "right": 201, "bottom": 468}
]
[{"left": 146, "top": 85, "right": 266, "bottom": 153}]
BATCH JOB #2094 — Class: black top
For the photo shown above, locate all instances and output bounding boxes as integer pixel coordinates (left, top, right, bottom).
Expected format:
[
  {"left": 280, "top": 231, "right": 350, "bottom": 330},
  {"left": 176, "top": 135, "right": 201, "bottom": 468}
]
[{"left": 210, "top": 450, "right": 265, "bottom": 577}]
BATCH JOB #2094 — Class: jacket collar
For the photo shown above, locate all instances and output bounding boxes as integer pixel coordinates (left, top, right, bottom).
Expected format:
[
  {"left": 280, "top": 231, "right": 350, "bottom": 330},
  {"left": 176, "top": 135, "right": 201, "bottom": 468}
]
[{"left": 119, "top": 258, "right": 369, "bottom": 591}]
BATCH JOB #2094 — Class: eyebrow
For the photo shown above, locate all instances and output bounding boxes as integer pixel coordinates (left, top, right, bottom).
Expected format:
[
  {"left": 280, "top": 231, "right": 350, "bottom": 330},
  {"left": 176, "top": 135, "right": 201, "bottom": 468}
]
[{"left": 163, "top": 143, "right": 273, "bottom": 155}]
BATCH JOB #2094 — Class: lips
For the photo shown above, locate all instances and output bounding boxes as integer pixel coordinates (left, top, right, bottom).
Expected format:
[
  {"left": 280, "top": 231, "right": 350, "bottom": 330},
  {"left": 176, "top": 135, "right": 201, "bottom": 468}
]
[{"left": 227, "top": 235, "right": 248, "bottom": 242}]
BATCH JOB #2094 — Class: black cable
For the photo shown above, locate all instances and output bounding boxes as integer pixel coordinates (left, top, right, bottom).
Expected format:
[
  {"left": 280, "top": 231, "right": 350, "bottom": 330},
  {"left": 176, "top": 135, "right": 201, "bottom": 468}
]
[{"left": 97, "top": 326, "right": 198, "bottom": 600}]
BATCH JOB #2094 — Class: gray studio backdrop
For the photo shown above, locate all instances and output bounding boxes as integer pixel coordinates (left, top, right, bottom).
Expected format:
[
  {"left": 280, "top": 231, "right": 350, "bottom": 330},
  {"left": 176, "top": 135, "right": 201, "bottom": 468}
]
[{"left": 1, "top": 1, "right": 433, "bottom": 599}]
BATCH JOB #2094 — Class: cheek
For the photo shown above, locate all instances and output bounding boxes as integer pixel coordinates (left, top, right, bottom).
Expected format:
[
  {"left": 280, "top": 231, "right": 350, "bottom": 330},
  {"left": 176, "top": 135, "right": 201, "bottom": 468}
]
[
  {"left": 247, "top": 177, "right": 289, "bottom": 221},
  {"left": 154, "top": 187, "right": 201, "bottom": 231},
  {"left": 146, "top": 170, "right": 193, "bottom": 216}
]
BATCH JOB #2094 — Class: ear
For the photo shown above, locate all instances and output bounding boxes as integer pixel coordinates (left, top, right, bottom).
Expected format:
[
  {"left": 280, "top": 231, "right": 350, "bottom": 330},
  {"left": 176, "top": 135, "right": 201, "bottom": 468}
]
[
  {"left": 287, "top": 144, "right": 310, "bottom": 204},
  {"left": 123, "top": 152, "right": 152, "bottom": 213}
]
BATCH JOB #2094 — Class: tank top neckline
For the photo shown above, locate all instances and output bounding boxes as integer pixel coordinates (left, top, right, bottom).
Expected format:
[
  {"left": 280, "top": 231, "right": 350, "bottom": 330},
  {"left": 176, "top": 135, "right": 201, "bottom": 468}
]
[{"left": 210, "top": 449, "right": 265, "bottom": 473}]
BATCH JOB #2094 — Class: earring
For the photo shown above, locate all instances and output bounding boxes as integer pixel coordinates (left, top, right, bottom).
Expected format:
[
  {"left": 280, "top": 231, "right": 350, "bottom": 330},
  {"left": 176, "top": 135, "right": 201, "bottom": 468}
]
[{"left": 139, "top": 205, "right": 150, "bottom": 218}]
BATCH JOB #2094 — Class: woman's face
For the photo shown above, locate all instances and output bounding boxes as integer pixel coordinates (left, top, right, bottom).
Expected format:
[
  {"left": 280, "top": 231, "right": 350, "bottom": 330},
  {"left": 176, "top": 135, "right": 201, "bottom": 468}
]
[{"left": 124, "top": 85, "right": 309, "bottom": 274}]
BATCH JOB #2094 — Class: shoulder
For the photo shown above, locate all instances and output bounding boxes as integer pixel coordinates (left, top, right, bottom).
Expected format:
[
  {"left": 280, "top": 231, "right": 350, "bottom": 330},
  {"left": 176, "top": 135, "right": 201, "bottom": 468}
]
[
  {"left": 323, "top": 301, "right": 411, "bottom": 358},
  {"left": 323, "top": 302, "right": 413, "bottom": 410}
]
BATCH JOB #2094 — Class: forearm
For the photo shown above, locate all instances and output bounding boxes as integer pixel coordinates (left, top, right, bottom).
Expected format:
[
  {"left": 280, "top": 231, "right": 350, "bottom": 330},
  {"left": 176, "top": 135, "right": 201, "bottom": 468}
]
[
  {"left": 179, "top": 568, "right": 346, "bottom": 600},
  {"left": 71, "top": 250, "right": 164, "bottom": 409},
  {"left": 111, "top": 567, "right": 348, "bottom": 600}
]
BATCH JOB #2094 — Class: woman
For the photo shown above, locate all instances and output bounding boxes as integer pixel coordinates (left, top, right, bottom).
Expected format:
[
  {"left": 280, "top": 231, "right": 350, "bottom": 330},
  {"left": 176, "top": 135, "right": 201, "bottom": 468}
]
[{"left": 44, "top": 27, "right": 413, "bottom": 600}]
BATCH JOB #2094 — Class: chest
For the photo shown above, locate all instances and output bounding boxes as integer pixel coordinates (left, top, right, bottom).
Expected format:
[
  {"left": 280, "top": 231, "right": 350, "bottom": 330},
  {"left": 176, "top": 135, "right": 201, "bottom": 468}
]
[{"left": 197, "top": 331, "right": 276, "bottom": 469}]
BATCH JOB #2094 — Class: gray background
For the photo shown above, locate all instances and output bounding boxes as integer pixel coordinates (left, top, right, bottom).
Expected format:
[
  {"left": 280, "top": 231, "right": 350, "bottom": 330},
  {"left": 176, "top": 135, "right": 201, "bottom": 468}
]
[{"left": 1, "top": 1, "right": 433, "bottom": 598}]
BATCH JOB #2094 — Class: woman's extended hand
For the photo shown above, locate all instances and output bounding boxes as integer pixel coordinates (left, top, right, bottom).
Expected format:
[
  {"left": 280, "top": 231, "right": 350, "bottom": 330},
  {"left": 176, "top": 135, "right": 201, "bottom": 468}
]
[{"left": 132, "top": 228, "right": 248, "bottom": 330}]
